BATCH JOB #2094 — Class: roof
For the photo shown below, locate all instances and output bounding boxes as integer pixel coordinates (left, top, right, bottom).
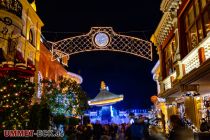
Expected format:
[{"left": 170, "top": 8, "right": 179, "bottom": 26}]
[
  {"left": 91, "top": 89, "right": 123, "bottom": 101},
  {"left": 88, "top": 89, "right": 124, "bottom": 106}
]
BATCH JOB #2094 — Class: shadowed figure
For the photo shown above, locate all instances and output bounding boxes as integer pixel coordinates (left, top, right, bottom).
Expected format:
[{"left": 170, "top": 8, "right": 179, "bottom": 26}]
[
  {"left": 168, "top": 115, "right": 193, "bottom": 140},
  {"left": 126, "top": 117, "right": 148, "bottom": 140},
  {"left": 200, "top": 118, "right": 209, "bottom": 132}
]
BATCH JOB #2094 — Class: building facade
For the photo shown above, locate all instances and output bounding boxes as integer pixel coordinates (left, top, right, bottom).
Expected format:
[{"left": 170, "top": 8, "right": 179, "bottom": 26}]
[
  {"left": 0, "top": 0, "right": 83, "bottom": 102},
  {"left": 151, "top": 0, "right": 210, "bottom": 132},
  {"left": 0, "top": 0, "right": 43, "bottom": 84},
  {"left": 37, "top": 39, "right": 83, "bottom": 100}
]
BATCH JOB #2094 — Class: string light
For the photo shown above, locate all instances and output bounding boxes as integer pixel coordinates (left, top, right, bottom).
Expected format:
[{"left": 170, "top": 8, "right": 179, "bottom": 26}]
[
  {"left": 0, "top": 76, "right": 35, "bottom": 131},
  {"left": 42, "top": 29, "right": 153, "bottom": 36}
]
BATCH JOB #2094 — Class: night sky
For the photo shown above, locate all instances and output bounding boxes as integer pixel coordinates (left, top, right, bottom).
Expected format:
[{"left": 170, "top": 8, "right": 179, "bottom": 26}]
[{"left": 35, "top": 0, "right": 162, "bottom": 109}]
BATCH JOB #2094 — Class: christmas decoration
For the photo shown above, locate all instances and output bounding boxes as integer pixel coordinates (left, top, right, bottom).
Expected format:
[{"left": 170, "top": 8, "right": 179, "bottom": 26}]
[
  {"left": 151, "top": 95, "right": 158, "bottom": 103},
  {"left": 41, "top": 76, "right": 89, "bottom": 117},
  {"left": 0, "top": 75, "right": 35, "bottom": 133}
]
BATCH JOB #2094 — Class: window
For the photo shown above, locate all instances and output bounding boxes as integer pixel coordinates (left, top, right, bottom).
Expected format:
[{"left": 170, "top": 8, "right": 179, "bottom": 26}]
[
  {"left": 183, "top": 0, "right": 210, "bottom": 52},
  {"left": 28, "top": 51, "right": 34, "bottom": 65},
  {"left": 164, "top": 37, "right": 176, "bottom": 77},
  {"left": 29, "top": 29, "right": 33, "bottom": 44},
  {"left": 203, "top": 6, "right": 210, "bottom": 35},
  {"left": 7, "top": 38, "right": 16, "bottom": 56}
]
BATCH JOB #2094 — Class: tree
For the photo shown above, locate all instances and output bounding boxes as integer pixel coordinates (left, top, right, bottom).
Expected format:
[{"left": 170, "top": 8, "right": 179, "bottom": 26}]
[
  {"left": 41, "top": 76, "right": 89, "bottom": 117},
  {"left": 0, "top": 76, "right": 35, "bottom": 132}
]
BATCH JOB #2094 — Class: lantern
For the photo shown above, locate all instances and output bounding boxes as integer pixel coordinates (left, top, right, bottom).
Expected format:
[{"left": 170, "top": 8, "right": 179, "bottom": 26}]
[{"left": 151, "top": 95, "right": 158, "bottom": 103}]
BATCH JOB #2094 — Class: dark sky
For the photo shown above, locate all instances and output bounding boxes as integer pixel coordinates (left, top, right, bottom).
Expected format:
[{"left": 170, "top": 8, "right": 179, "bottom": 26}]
[{"left": 35, "top": 0, "right": 162, "bottom": 109}]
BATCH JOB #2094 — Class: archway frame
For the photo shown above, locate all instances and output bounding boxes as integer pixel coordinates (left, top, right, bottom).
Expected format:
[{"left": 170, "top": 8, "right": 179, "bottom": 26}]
[{"left": 48, "top": 27, "right": 153, "bottom": 64}]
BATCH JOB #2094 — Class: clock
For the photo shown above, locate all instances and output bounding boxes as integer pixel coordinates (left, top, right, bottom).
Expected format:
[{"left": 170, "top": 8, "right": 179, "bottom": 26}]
[{"left": 94, "top": 32, "right": 109, "bottom": 47}]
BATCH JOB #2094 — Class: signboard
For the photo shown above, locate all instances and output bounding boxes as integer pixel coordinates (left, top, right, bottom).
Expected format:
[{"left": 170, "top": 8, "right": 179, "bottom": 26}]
[{"left": 180, "top": 84, "right": 199, "bottom": 92}]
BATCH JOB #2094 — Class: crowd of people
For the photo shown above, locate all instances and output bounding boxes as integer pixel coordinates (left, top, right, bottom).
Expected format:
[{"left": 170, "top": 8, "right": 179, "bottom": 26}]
[
  {"left": 64, "top": 115, "right": 151, "bottom": 140},
  {"left": 62, "top": 114, "right": 210, "bottom": 140},
  {"left": 63, "top": 114, "right": 195, "bottom": 140}
]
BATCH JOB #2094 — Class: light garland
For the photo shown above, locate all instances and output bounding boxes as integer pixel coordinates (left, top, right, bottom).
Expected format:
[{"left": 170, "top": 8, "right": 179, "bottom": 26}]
[
  {"left": 0, "top": 75, "right": 35, "bottom": 131},
  {"left": 41, "top": 76, "right": 89, "bottom": 117}
]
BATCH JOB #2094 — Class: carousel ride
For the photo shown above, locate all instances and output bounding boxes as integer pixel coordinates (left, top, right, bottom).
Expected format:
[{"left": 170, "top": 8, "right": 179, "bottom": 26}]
[{"left": 88, "top": 81, "right": 124, "bottom": 123}]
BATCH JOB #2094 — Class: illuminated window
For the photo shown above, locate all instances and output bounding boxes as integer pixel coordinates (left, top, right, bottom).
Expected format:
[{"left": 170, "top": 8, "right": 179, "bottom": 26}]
[
  {"left": 29, "top": 51, "right": 34, "bottom": 63},
  {"left": 164, "top": 37, "right": 176, "bottom": 77},
  {"left": 203, "top": 6, "right": 210, "bottom": 35},
  {"left": 29, "top": 29, "right": 33, "bottom": 45},
  {"left": 7, "top": 38, "right": 16, "bottom": 56},
  {"left": 183, "top": 0, "right": 210, "bottom": 52}
]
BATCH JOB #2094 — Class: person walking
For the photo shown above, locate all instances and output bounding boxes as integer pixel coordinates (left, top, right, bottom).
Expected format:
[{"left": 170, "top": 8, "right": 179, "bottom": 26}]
[
  {"left": 126, "top": 117, "right": 147, "bottom": 140},
  {"left": 168, "top": 115, "right": 193, "bottom": 140},
  {"left": 200, "top": 118, "right": 209, "bottom": 132}
]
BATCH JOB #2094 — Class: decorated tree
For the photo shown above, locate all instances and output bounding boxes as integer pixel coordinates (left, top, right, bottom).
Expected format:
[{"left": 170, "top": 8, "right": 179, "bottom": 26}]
[
  {"left": 41, "top": 76, "right": 89, "bottom": 117},
  {"left": 0, "top": 75, "right": 35, "bottom": 132}
]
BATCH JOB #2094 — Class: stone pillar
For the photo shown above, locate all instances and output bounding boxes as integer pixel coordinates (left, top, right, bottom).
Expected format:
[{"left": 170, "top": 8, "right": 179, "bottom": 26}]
[
  {"left": 157, "top": 45, "right": 165, "bottom": 94},
  {"left": 184, "top": 95, "right": 196, "bottom": 126}
]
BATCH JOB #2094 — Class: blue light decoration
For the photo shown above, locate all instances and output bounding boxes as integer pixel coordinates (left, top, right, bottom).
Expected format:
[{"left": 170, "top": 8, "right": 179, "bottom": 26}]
[
  {"left": 50, "top": 93, "right": 73, "bottom": 116},
  {"left": 86, "top": 108, "right": 149, "bottom": 124}
]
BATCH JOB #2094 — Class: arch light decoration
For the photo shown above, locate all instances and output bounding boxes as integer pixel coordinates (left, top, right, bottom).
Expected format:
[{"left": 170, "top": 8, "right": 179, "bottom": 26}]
[{"left": 49, "top": 27, "right": 152, "bottom": 63}]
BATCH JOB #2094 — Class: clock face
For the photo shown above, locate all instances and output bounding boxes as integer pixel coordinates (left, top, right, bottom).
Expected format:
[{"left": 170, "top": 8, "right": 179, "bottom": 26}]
[{"left": 94, "top": 32, "right": 109, "bottom": 47}]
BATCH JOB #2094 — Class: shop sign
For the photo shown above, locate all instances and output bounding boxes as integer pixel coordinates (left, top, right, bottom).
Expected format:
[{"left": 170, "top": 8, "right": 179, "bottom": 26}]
[{"left": 180, "top": 84, "right": 199, "bottom": 92}]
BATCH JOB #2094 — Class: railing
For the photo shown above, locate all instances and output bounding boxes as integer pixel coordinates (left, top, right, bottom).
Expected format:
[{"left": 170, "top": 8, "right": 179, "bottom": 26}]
[
  {"left": 0, "top": 0, "right": 22, "bottom": 18},
  {"left": 182, "top": 34, "right": 210, "bottom": 75},
  {"left": 161, "top": 35, "right": 210, "bottom": 92},
  {"left": 182, "top": 48, "right": 200, "bottom": 74},
  {"left": 163, "top": 71, "right": 176, "bottom": 91},
  {"left": 203, "top": 37, "right": 210, "bottom": 60}
]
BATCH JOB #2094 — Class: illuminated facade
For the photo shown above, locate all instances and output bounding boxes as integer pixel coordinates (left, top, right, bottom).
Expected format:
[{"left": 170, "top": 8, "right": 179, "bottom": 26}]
[
  {"left": 37, "top": 39, "right": 83, "bottom": 100},
  {"left": 0, "top": 0, "right": 83, "bottom": 102},
  {"left": 151, "top": 0, "right": 210, "bottom": 132},
  {"left": 39, "top": 39, "right": 83, "bottom": 83},
  {"left": 0, "top": 0, "right": 43, "bottom": 85}
]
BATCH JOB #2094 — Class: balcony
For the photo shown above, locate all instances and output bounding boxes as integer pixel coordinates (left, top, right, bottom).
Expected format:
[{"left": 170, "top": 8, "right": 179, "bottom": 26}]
[
  {"left": 0, "top": 39, "right": 35, "bottom": 78},
  {"left": 182, "top": 34, "right": 210, "bottom": 75},
  {"left": 161, "top": 34, "right": 210, "bottom": 93},
  {"left": 163, "top": 71, "right": 176, "bottom": 91},
  {"left": 0, "top": 0, "right": 22, "bottom": 18}
]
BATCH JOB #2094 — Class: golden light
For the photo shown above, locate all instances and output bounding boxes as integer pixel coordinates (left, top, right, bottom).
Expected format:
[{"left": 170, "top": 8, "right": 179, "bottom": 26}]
[{"left": 89, "top": 97, "right": 123, "bottom": 106}]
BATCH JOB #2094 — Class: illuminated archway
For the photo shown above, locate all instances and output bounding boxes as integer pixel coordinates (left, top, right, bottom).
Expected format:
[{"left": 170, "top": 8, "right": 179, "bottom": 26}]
[{"left": 48, "top": 27, "right": 152, "bottom": 65}]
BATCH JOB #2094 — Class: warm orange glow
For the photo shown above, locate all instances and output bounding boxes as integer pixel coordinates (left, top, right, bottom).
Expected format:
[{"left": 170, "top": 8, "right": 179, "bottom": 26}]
[
  {"left": 101, "top": 81, "right": 106, "bottom": 90},
  {"left": 89, "top": 97, "right": 123, "bottom": 106},
  {"left": 151, "top": 95, "right": 158, "bottom": 103}
]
